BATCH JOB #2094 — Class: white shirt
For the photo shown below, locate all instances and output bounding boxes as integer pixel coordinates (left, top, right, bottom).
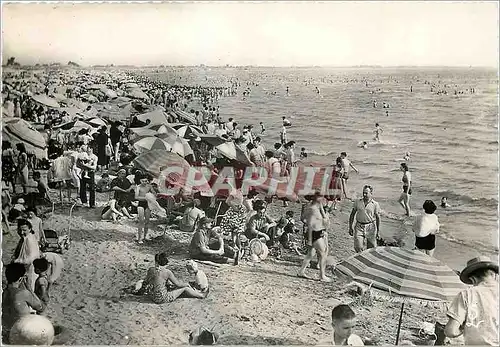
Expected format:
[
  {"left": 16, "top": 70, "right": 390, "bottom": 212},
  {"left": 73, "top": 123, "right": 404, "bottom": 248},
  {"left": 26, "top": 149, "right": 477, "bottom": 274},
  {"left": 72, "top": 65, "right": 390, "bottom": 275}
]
[
  {"left": 412, "top": 213, "right": 439, "bottom": 238},
  {"left": 317, "top": 333, "right": 364, "bottom": 346}
]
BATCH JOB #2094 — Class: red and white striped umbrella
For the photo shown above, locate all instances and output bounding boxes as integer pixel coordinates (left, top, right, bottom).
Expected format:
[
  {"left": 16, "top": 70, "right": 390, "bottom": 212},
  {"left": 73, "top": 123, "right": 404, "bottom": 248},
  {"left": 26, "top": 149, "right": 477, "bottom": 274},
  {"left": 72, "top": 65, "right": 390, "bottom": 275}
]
[
  {"left": 133, "top": 137, "right": 173, "bottom": 154},
  {"left": 157, "top": 166, "right": 213, "bottom": 197},
  {"left": 170, "top": 123, "right": 204, "bottom": 139},
  {"left": 130, "top": 124, "right": 178, "bottom": 138},
  {"left": 335, "top": 247, "right": 465, "bottom": 344},
  {"left": 216, "top": 142, "right": 252, "bottom": 166},
  {"left": 132, "top": 149, "right": 189, "bottom": 176}
]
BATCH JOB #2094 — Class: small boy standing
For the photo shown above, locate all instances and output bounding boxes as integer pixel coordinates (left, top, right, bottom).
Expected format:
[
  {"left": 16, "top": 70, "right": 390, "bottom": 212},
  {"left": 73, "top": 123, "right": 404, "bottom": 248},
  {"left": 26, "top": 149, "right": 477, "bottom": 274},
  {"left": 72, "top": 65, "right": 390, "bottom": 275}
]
[
  {"left": 276, "top": 210, "right": 302, "bottom": 258},
  {"left": 33, "top": 258, "right": 50, "bottom": 312},
  {"left": 186, "top": 260, "right": 209, "bottom": 294},
  {"left": 331, "top": 304, "right": 364, "bottom": 346}
]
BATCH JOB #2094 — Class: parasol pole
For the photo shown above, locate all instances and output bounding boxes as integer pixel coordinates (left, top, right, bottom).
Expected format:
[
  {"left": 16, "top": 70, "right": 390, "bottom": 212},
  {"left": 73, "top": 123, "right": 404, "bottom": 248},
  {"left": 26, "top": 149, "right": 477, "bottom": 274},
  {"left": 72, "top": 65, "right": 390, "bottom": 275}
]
[{"left": 395, "top": 302, "right": 405, "bottom": 345}]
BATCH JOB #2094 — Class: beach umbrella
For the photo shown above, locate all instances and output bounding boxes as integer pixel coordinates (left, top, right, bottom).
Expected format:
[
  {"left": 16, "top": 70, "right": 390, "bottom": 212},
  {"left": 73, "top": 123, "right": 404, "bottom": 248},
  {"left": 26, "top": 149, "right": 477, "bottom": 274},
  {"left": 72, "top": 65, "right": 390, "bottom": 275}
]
[
  {"left": 53, "top": 120, "right": 94, "bottom": 132},
  {"left": 127, "top": 88, "right": 149, "bottom": 101},
  {"left": 198, "top": 134, "right": 228, "bottom": 147},
  {"left": 170, "top": 123, "right": 204, "bottom": 138},
  {"left": 2, "top": 119, "right": 47, "bottom": 158},
  {"left": 56, "top": 107, "right": 85, "bottom": 119},
  {"left": 133, "top": 149, "right": 189, "bottom": 176},
  {"left": 173, "top": 109, "right": 197, "bottom": 124},
  {"left": 157, "top": 134, "right": 194, "bottom": 158},
  {"left": 31, "top": 94, "right": 60, "bottom": 108},
  {"left": 157, "top": 166, "right": 213, "bottom": 197},
  {"left": 80, "top": 94, "right": 98, "bottom": 103},
  {"left": 124, "top": 82, "right": 139, "bottom": 89},
  {"left": 135, "top": 109, "right": 169, "bottom": 126},
  {"left": 130, "top": 124, "right": 178, "bottom": 138},
  {"left": 335, "top": 247, "right": 465, "bottom": 345},
  {"left": 216, "top": 142, "right": 253, "bottom": 166},
  {"left": 85, "top": 117, "right": 107, "bottom": 128},
  {"left": 87, "top": 83, "right": 106, "bottom": 90},
  {"left": 49, "top": 93, "right": 67, "bottom": 102},
  {"left": 133, "top": 137, "right": 173, "bottom": 154}
]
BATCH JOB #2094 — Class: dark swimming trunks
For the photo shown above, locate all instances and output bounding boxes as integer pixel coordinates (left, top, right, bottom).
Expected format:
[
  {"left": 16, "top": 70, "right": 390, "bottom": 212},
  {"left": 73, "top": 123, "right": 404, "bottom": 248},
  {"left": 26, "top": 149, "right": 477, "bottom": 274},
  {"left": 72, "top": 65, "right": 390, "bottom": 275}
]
[
  {"left": 403, "top": 185, "right": 412, "bottom": 195},
  {"left": 415, "top": 234, "right": 435, "bottom": 250},
  {"left": 312, "top": 229, "right": 325, "bottom": 243},
  {"left": 138, "top": 201, "right": 148, "bottom": 209}
]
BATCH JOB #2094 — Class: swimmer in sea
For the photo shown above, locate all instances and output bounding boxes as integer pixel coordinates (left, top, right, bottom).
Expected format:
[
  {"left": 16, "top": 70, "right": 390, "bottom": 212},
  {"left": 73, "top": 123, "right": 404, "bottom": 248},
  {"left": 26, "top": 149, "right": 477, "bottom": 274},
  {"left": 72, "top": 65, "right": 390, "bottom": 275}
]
[
  {"left": 373, "top": 123, "right": 383, "bottom": 142},
  {"left": 286, "top": 86, "right": 289, "bottom": 96},
  {"left": 404, "top": 152, "right": 411, "bottom": 161},
  {"left": 299, "top": 147, "right": 308, "bottom": 160},
  {"left": 315, "top": 86, "right": 320, "bottom": 94},
  {"left": 373, "top": 100, "right": 377, "bottom": 108},
  {"left": 358, "top": 141, "right": 368, "bottom": 149},
  {"left": 440, "top": 197, "right": 450, "bottom": 208},
  {"left": 386, "top": 110, "right": 389, "bottom": 117}
]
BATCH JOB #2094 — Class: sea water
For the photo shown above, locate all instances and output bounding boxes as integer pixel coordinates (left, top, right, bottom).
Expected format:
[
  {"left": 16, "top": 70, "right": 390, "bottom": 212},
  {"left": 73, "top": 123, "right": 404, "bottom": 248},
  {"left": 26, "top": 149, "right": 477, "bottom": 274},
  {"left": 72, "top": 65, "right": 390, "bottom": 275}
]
[{"left": 147, "top": 67, "right": 499, "bottom": 263}]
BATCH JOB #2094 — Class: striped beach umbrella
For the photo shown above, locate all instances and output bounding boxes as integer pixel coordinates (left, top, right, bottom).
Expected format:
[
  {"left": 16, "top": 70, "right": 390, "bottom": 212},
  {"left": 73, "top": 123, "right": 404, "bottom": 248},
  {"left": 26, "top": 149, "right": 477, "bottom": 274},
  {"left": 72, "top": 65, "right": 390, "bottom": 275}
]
[
  {"left": 132, "top": 149, "right": 189, "bottom": 176},
  {"left": 335, "top": 247, "right": 465, "bottom": 344},
  {"left": 53, "top": 120, "right": 94, "bottom": 132},
  {"left": 2, "top": 119, "right": 47, "bottom": 158},
  {"left": 156, "top": 133, "right": 194, "bottom": 158},
  {"left": 135, "top": 109, "right": 169, "bottom": 126},
  {"left": 170, "top": 123, "right": 204, "bottom": 139},
  {"left": 133, "top": 137, "right": 173, "bottom": 154},
  {"left": 215, "top": 142, "right": 252, "bottom": 166},
  {"left": 130, "top": 124, "right": 178, "bottom": 139}
]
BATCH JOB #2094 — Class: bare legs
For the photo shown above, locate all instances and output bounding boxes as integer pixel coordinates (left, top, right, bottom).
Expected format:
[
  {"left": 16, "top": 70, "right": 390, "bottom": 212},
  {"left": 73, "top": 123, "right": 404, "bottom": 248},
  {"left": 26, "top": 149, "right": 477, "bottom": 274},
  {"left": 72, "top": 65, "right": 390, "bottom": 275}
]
[
  {"left": 137, "top": 207, "right": 151, "bottom": 243},
  {"left": 398, "top": 193, "right": 411, "bottom": 216},
  {"left": 298, "top": 235, "right": 331, "bottom": 282}
]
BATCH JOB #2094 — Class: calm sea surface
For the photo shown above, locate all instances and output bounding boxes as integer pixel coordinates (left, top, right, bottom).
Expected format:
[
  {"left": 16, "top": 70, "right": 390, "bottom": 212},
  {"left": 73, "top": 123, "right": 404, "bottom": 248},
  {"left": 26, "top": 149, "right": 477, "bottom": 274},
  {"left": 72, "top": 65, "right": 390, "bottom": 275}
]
[{"left": 147, "top": 67, "right": 499, "bottom": 255}]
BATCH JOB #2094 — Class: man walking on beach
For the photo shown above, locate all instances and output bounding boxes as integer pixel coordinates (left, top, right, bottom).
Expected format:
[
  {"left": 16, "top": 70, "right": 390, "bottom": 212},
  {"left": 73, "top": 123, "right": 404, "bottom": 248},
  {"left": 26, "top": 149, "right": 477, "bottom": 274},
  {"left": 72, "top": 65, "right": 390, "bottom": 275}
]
[
  {"left": 298, "top": 192, "right": 331, "bottom": 282},
  {"left": 348, "top": 185, "right": 381, "bottom": 253},
  {"left": 340, "top": 152, "right": 358, "bottom": 199}
]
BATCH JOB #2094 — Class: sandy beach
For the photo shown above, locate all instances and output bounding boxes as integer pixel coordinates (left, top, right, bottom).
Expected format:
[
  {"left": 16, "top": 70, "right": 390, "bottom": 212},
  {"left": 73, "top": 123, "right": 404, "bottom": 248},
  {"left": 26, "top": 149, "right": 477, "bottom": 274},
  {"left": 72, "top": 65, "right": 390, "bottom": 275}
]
[{"left": 2, "top": 190, "right": 463, "bottom": 345}]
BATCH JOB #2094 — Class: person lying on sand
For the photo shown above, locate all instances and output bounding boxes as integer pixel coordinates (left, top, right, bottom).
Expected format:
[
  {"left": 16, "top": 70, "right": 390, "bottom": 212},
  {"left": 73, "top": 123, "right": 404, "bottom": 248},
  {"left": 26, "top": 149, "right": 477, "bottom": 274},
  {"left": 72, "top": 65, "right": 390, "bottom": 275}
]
[
  {"left": 2, "top": 263, "right": 45, "bottom": 342},
  {"left": 135, "top": 252, "right": 207, "bottom": 303},
  {"left": 189, "top": 217, "right": 239, "bottom": 265}
]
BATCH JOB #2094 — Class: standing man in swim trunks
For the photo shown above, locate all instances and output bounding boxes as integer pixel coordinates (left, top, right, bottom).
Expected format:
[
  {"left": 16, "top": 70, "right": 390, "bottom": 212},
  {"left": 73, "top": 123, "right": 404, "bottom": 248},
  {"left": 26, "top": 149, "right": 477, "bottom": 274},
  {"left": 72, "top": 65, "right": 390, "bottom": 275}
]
[
  {"left": 298, "top": 192, "right": 331, "bottom": 282},
  {"left": 340, "top": 152, "right": 359, "bottom": 200},
  {"left": 348, "top": 185, "right": 381, "bottom": 253}
]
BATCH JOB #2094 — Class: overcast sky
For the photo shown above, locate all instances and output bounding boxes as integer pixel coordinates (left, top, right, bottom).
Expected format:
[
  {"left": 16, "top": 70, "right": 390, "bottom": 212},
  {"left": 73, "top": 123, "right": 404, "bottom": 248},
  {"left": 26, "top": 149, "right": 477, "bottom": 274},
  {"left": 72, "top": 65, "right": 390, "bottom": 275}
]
[{"left": 2, "top": 2, "right": 498, "bottom": 67}]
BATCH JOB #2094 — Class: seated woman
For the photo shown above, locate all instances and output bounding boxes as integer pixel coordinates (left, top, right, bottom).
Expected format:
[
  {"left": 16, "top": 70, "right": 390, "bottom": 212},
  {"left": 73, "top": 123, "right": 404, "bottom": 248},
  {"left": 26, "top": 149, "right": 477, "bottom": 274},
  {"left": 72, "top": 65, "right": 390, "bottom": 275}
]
[
  {"left": 136, "top": 252, "right": 206, "bottom": 303},
  {"left": 219, "top": 190, "right": 247, "bottom": 251},
  {"left": 101, "top": 198, "right": 130, "bottom": 223},
  {"left": 245, "top": 200, "right": 276, "bottom": 246},
  {"left": 179, "top": 199, "right": 205, "bottom": 232},
  {"left": 189, "top": 217, "right": 238, "bottom": 264}
]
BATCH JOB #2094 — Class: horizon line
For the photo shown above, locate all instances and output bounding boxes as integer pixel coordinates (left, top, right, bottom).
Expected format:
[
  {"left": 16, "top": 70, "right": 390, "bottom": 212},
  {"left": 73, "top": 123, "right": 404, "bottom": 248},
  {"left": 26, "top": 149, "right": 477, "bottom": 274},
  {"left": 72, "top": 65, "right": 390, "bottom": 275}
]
[{"left": 2, "top": 63, "right": 497, "bottom": 69}]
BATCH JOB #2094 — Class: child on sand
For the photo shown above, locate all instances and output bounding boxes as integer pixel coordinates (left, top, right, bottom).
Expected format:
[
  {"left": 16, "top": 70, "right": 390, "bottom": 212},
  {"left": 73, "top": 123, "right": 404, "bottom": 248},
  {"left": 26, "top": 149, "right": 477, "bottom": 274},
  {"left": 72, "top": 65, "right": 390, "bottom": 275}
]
[
  {"left": 186, "top": 260, "right": 209, "bottom": 293},
  {"left": 275, "top": 210, "right": 302, "bottom": 258},
  {"left": 331, "top": 304, "right": 364, "bottom": 346},
  {"left": 33, "top": 258, "right": 50, "bottom": 312}
]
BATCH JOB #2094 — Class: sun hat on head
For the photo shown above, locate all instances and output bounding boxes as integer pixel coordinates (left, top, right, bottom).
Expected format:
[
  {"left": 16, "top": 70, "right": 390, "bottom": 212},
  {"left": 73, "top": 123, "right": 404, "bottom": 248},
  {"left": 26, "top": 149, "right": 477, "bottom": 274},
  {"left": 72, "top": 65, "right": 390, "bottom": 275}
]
[{"left": 459, "top": 256, "right": 499, "bottom": 284}]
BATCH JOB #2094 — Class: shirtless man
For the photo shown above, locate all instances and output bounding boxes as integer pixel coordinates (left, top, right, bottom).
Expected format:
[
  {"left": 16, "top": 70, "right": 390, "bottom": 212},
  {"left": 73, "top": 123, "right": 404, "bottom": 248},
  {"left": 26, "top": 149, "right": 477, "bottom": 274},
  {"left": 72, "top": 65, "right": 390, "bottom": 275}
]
[
  {"left": 340, "top": 152, "right": 359, "bottom": 199},
  {"left": 2, "top": 263, "right": 44, "bottom": 342},
  {"left": 297, "top": 192, "right": 331, "bottom": 282}
]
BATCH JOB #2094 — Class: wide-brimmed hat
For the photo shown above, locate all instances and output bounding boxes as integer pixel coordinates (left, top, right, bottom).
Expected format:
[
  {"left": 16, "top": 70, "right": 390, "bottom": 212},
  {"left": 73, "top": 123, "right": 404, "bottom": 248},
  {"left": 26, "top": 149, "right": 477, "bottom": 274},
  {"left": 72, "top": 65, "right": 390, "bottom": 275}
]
[{"left": 459, "top": 256, "right": 499, "bottom": 284}]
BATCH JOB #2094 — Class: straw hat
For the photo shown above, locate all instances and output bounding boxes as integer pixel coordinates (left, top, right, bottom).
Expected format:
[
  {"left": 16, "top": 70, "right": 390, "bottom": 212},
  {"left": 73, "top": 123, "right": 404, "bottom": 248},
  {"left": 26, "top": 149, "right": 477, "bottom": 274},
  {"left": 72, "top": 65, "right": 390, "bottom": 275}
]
[{"left": 460, "top": 256, "right": 498, "bottom": 284}]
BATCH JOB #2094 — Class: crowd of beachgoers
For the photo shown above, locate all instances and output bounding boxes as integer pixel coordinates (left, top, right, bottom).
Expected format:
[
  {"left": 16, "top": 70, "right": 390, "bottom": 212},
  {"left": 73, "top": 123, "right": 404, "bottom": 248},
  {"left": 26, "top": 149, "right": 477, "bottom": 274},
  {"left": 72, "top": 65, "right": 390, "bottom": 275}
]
[{"left": 1, "top": 66, "right": 498, "bottom": 346}]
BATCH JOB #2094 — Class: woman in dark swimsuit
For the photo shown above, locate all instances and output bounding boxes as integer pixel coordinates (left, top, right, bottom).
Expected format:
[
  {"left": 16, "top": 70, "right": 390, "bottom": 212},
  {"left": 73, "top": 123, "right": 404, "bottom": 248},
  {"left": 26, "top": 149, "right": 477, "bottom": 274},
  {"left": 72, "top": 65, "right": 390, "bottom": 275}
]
[
  {"left": 398, "top": 163, "right": 412, "bottom": 217},
  {"left": 325, "top": 156, "right": 344, "bottom": 212}
]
